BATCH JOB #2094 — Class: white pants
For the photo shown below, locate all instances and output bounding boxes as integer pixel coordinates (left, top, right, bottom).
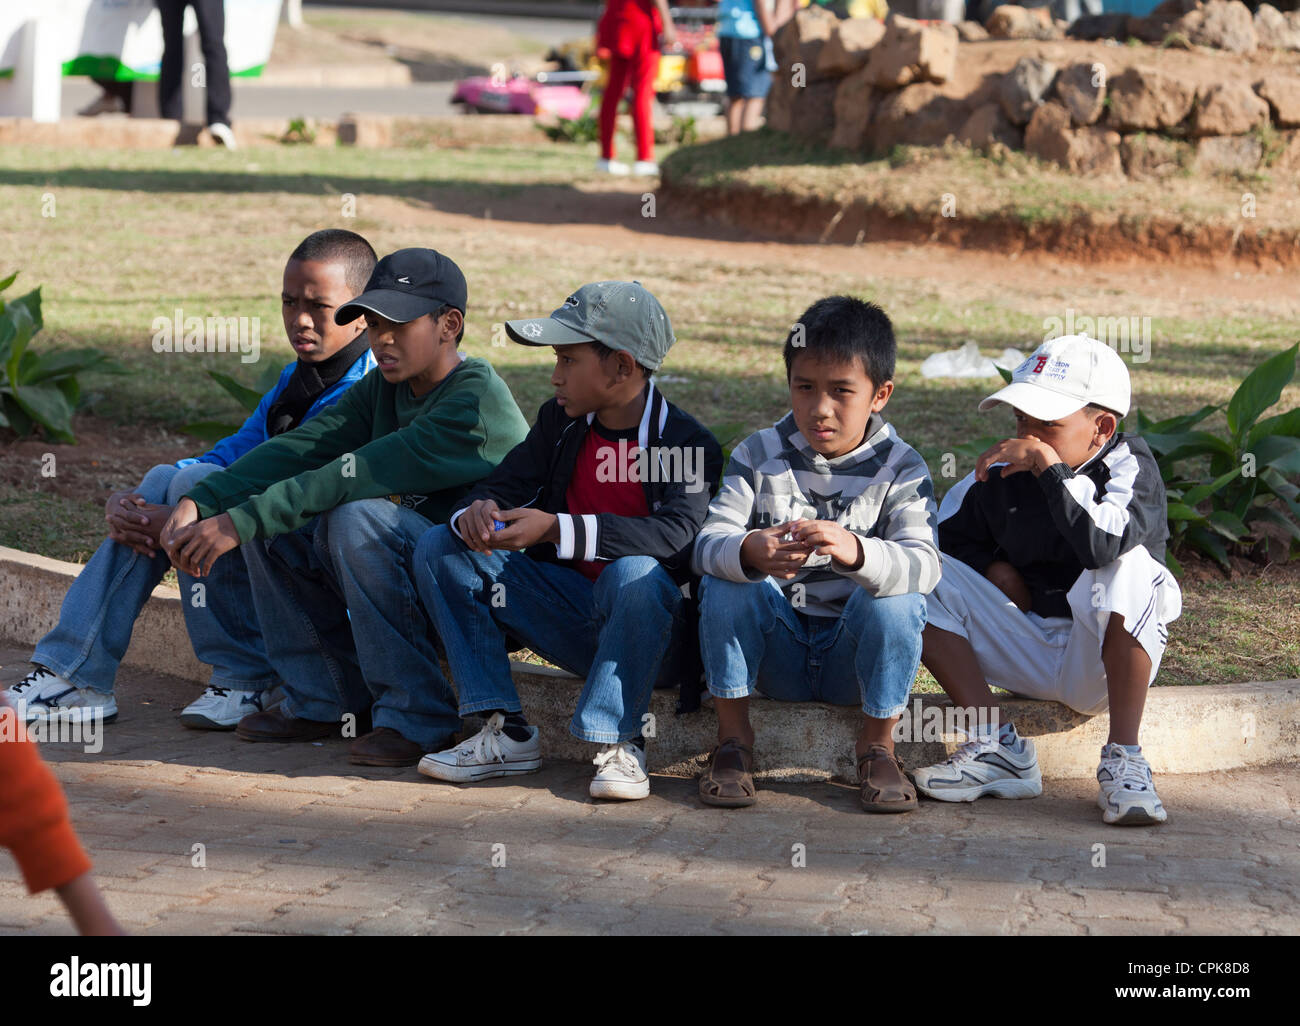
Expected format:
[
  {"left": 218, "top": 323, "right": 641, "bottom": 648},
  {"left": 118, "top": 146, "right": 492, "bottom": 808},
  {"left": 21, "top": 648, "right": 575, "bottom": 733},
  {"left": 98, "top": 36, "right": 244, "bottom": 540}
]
[{"left": 925, "top": 547, "right": 1182, "bottom": 716}]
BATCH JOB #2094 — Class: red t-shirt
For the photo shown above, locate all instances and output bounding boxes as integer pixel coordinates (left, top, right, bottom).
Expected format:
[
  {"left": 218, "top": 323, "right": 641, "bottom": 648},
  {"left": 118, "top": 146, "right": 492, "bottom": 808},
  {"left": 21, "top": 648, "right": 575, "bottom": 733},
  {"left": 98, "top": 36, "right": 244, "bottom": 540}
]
[
  {"left": 563, "top": 420, "right": 650, "bottom": 581},
  {"left": 597, "top": 0, "right": 662, "bottom": 58}
]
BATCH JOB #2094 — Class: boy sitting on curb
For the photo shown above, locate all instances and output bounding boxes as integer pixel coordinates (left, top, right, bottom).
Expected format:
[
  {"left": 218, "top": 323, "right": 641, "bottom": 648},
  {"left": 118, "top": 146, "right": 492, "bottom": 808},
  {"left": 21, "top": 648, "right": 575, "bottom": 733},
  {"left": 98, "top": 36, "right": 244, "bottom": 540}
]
[
  {"left": 160, "top": 248, "right": 529, "bottom": 767},
  {"left": 912, "top": 334, "right": 1181, "bottom": 826},
  {"left": 692, "top": 296, "right": 940, "bottom": 813},
  {"left": 5, "top": 229, "right": 377, "bottom": 731},
  {"left": 415, "top": 281, "right": 721, "bottom": 800}
]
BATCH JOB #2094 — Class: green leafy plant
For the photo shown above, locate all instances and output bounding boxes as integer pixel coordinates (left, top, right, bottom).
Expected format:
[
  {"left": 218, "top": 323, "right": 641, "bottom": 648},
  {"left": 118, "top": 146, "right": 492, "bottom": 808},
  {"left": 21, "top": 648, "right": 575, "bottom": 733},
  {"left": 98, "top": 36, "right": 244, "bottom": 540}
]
[
  {"left": 0, "top": 272, "right": 126, "bottom": 443},
  {"left": 1132, "top": 342, "right": 1300, "bottom": 574},
  {"left": 180, "top": 364, "right": 282, "bottom": 443},
  {"left": 279, "top": 116, "right": 317, "bottom": 145},
  {"left": 539, "top": 97, "right": 601, "bottom": 144}
]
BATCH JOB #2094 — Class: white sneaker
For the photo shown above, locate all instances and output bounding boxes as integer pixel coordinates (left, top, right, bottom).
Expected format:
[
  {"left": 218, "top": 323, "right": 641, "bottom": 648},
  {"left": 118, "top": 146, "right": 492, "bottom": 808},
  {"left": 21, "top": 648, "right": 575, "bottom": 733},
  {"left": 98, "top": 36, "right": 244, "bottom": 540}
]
[
  {"left": 418, "top": 712, "right": 541, "bottom": 782},
  {"left": 3, "top": 665, "right": 70, "bottom": 707},
  {"left": 590, "top": 741, "right": 649, "bottom": 800},
  {"left": 180, "top": 685, "right": 265, "bottom": 730},
  {"left": 208, "top": 122, "right": 237, "bottom": 149},
  {"left": 911, "top": 735, "right": 1042, "bottom": 801},
  {"left": 21, "top": 682, "right": 117, "bottom": 725},
  {"left": 595, "top": 158, "right": 630, "bottom": 175},
  {"left": 1097, "top": 743, "right": 1167, "bottom": 825},
  {"left": 631, "top": 160, "right": 660, "bottom": 176}
]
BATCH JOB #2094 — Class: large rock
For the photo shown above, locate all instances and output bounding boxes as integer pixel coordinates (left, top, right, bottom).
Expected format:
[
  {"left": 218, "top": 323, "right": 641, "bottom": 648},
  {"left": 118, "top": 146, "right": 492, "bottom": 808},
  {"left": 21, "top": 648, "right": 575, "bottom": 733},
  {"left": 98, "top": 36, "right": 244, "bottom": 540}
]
[
  {"left": 1120, "top": 133, "right": 1193, "bottom": 179},
  {"left": 1066, "top": 13, "right": 1132, "bottom": 40},
  {"left": 773, "top": 4, "right": 840, "bottom": 82},
  {"left": 999, "top": 56, "right": 1057, "bottom": 125},
  {"left": 1171, "top": 0, "right": 1258, "bottom": 53},
  {"left": 1195, "top": 134, "right": 1264, "bottom": 173},
  {"left": 957, "top": 101, "right": 1024, "bottom": 151},
  {"left": 1193, "top": 81, "right": 1269, "bottom": 136},
  {"left": 1024, "top": 101, "right": 1073, "bottom": 166},
  {"left": 1126, "top": 0, "right": 1200, "bottom": 44},
  {"left": 864, "top": 14, "right": 959, "bottom": 88},
  {"left": 830, "top": 66, "right": 877, "bottom": 150},
  {"left": 956, "top": 20, "right": 990, "bottom": 42},
  {"left": 1025, "top": 101, "right": 1122, "bottom": 173},
  {"left": 1106, "top": 66, "right": 1196, "bottom": 131},
  {"left": 986, "top": 5, "right": 1061, "bottom": 40},
  {"left": 787, "top": 78, "right": 840, "bottom": 144},
  {"left": 1255, "top": 74, "right": 1300, "bottom": 127},
  {"left": 764, "top": 73, "right": 797, "bottom": 133},
  {"left": 1275, "top": 129, "right": 1300, "bottom": 171},
  {"left": 870, "top": 82, "right": 968, "bottom": 150},
  {"left": 816, "top": 16, "right": 887, "bottom": 77},
  {"left": 1055, "top": 62, "right": 1106, "bottom": 125},
  {"left": 1253, "top": 4, "right": 1300, "bottom": 50}
]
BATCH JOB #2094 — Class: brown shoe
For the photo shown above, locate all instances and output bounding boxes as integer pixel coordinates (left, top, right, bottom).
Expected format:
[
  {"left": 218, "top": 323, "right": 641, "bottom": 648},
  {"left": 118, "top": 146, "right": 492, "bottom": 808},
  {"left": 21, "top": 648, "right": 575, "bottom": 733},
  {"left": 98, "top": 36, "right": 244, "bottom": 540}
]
[
  {"left": 349, "top": 727, "right": 424, "bottom": 767},
  {"left": 857, "top": 744, "right": 918, "bottom": 814},
  {"left": 236, "top": 705, "right": 338, "bottom": 742},
  {"left": 698, "top": 737, "right": 757, "bottom": 808}
]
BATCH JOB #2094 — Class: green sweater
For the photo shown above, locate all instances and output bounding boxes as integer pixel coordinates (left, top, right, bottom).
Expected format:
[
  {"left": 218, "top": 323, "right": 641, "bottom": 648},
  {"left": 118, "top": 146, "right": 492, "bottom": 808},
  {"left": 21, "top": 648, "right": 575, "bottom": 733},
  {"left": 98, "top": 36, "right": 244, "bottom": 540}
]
[{"left": 186, "top": 357, "right": 530, "bottom": 542}]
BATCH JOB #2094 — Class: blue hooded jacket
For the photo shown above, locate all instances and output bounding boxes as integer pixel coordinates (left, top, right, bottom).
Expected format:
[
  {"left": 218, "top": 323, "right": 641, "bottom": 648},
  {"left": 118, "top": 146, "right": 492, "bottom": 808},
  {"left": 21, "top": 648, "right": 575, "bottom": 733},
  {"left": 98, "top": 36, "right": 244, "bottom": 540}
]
[{"left": 175, "top": 350, "right": 376, "bottom": 470}]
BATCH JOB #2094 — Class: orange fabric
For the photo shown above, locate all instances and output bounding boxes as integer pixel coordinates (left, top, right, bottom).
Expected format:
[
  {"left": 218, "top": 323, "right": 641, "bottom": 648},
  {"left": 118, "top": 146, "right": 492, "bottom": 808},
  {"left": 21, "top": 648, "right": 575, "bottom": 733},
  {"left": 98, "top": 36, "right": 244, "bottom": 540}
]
[{"left": 0, "top": 702, "right": 92, "bottom": 893}]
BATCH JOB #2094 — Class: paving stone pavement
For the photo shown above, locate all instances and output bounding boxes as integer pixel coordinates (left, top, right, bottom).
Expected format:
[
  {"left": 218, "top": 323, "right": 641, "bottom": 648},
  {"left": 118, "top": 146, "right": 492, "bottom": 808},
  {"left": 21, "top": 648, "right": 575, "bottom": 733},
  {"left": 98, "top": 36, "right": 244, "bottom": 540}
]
[{"left": 2, "top": 644, "right": 1297, "bottom": 936}]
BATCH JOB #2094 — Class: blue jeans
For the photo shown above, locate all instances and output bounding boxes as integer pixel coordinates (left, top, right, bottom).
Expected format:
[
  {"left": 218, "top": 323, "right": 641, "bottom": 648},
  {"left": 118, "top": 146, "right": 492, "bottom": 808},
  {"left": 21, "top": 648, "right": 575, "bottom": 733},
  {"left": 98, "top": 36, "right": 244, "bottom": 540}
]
[
  {"left": 239, "top": 499, "right": 460, "bottom": 750},
  {"left": 698, "top": 575, "right": 925, "bottom": 719},
  {"left": 414, "top": 525, "right": 687, "bottom": 745},
  {"left": 32, "top": 461, "right": 277, "bottom": 695}
]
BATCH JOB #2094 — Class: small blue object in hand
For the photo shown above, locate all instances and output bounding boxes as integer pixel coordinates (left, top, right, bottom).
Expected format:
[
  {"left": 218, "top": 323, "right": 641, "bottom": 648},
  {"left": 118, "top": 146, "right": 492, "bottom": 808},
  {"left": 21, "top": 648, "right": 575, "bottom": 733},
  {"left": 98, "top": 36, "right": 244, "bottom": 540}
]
[{"left": 492, "top": 520, "right": 507, "bottom": 531}]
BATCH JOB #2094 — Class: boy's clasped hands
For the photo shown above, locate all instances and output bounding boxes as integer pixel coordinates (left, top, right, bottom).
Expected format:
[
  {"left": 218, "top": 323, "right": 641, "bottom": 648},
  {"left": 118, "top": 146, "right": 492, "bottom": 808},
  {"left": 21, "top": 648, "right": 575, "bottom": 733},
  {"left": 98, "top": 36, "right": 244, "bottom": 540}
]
[
  {"left": 740, "top": 519, "right": 864, "bottom": 579},
  {"left": 159, "top": 498, "right": 241, "bottom": 577},
  {"left": 457, "top": 498, "right": 560, "bottom": 553}
]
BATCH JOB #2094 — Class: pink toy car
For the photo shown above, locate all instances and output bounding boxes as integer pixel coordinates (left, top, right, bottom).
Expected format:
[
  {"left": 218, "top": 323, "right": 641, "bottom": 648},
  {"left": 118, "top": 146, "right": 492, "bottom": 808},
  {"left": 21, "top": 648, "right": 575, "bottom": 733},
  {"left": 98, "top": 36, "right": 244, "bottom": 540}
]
[{"left": 452, "top": 73, "right": 592, "bottom": 120}]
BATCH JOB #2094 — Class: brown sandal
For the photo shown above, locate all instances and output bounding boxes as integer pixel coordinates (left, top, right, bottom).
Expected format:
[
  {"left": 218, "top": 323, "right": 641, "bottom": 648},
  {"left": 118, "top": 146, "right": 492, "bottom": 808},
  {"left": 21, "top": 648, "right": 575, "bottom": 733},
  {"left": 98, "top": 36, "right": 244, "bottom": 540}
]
[
  {"left": 699, "top": 737, "right": 757, "bottom": 808},
  {"left": 857, "top": 744, "right": 918, "bottom": 814}
]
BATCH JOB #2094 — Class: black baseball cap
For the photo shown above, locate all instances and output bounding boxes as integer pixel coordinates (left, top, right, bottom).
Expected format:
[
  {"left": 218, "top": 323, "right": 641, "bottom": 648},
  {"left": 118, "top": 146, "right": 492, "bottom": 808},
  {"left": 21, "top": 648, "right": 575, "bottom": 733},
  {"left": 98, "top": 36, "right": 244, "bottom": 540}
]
[{"left": 335, "top": 248, "right": 467, "bottom": 325}]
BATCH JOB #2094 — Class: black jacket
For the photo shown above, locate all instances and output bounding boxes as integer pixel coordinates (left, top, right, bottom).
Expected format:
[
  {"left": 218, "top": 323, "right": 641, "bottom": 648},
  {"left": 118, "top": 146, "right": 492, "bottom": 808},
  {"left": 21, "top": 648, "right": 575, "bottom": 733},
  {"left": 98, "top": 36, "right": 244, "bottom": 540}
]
[
  {"left": 452, "top": 381, "right": 723, "bottom": 586},
  {"left": 450, "top": 382, "right": 723, "bottom": 710},
  {"left": 938, "top": 433, "right": 1169, "bottom": 618}
]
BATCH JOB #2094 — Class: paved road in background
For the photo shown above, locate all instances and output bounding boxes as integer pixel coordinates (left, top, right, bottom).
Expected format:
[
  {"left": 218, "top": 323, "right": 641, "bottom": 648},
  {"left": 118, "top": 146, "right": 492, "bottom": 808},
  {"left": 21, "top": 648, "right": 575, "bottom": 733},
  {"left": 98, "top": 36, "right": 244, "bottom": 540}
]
[{"left": 60, "top": 7, "right": 594, "bottom": 120}]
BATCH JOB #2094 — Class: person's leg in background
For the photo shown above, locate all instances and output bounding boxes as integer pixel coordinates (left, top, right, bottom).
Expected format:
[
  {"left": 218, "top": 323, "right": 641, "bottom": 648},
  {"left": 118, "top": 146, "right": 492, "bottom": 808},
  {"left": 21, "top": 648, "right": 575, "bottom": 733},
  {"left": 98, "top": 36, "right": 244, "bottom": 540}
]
[
  {"left": 598, "top": 54, "right": 634, "bottom": 171},
  {"left": 190, "top": 0, "right": 233, "bottom": 137},
  {"left": 628, "top": 43, "right": 659, "bottom": 169},
  {"left": 155, "top": 0, "right": 186, "bottom": 122}
]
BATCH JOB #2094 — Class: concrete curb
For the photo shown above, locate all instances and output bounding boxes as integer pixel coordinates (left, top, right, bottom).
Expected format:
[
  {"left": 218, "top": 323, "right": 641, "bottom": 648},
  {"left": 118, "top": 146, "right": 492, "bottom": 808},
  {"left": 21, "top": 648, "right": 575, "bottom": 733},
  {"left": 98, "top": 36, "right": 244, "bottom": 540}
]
[{"left": 2, "top": 545, "right": 1296, "bottom": 780}]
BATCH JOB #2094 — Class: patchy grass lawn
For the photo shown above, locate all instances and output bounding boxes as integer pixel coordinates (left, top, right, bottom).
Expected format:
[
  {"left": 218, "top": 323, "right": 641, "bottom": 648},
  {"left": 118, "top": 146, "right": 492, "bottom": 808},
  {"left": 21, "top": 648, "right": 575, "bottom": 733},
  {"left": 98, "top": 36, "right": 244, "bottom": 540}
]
[{"left": 1, "top": 141, "right": 1297, "bottom": 687}]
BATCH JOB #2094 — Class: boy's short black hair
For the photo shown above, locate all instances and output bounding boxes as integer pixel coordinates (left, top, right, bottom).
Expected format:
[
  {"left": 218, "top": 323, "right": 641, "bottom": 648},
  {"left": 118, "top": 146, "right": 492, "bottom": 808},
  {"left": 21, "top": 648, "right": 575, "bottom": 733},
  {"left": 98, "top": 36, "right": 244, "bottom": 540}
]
[
  {"left": 590, "top": 340, "right": 651, "bottom": 379},
  {"left": 782, "top": 295, "right": 896, "bottom": 389},
  {"left": 289, "top": 229, "right": 378, "bottom": 296},
  {"left": 1085, "top": 403, "right": 1121, "bottom": 419}
]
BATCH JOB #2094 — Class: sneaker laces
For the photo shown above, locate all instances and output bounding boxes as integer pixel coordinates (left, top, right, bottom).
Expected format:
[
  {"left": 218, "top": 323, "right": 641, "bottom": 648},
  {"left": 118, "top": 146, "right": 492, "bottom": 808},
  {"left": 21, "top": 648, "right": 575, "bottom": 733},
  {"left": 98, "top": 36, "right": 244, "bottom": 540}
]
[
  {"left": 11, "top": 666, "right": 55, "bottom": 696},
  {"left": 593, "top": 742, "right": 641, "bottom": 778},
  {"left": 1102, "top": 746, "right": 1151, "bottom": 792},
  {"left": 465, "top": 713, "right": 508, "bottom": 765},
  {"left": 943, "top": 734, "right": 999, "bottom": 767},
  {"left": 204, "top": 686, "right": 231, "bottom": 699}
]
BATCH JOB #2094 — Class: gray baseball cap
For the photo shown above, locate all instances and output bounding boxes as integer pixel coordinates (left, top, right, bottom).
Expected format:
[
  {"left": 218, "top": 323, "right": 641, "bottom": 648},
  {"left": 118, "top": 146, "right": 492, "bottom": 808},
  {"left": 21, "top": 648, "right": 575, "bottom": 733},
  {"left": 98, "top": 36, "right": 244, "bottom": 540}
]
[{"left": 504, "top": 281, "right": 675, "bottom": 371}]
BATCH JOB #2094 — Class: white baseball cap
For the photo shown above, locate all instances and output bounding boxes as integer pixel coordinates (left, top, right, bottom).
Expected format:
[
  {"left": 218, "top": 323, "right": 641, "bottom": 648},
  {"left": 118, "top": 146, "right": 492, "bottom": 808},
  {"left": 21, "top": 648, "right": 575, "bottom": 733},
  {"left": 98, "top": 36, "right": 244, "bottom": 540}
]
[{"left": 979, "top": 334, "right": 1131, "bottom": 420}]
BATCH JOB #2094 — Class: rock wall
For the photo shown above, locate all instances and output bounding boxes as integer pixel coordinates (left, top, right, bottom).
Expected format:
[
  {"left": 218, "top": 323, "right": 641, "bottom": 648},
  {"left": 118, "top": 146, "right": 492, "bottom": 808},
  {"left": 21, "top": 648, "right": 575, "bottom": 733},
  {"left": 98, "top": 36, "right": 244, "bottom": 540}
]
[{"left": 766, "top": 3, "right": 1300, "bottom": 179}]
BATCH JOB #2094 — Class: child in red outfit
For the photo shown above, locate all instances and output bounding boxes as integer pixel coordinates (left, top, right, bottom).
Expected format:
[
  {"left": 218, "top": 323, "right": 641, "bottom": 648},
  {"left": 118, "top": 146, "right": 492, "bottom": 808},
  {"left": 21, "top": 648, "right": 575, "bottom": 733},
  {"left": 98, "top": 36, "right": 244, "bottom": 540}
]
[
  {"left": 0, "top": 699, "right": 123, "bottom": 934},
  {"left": 596, "top": 0, "right": 675, "bottom": 175}
]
